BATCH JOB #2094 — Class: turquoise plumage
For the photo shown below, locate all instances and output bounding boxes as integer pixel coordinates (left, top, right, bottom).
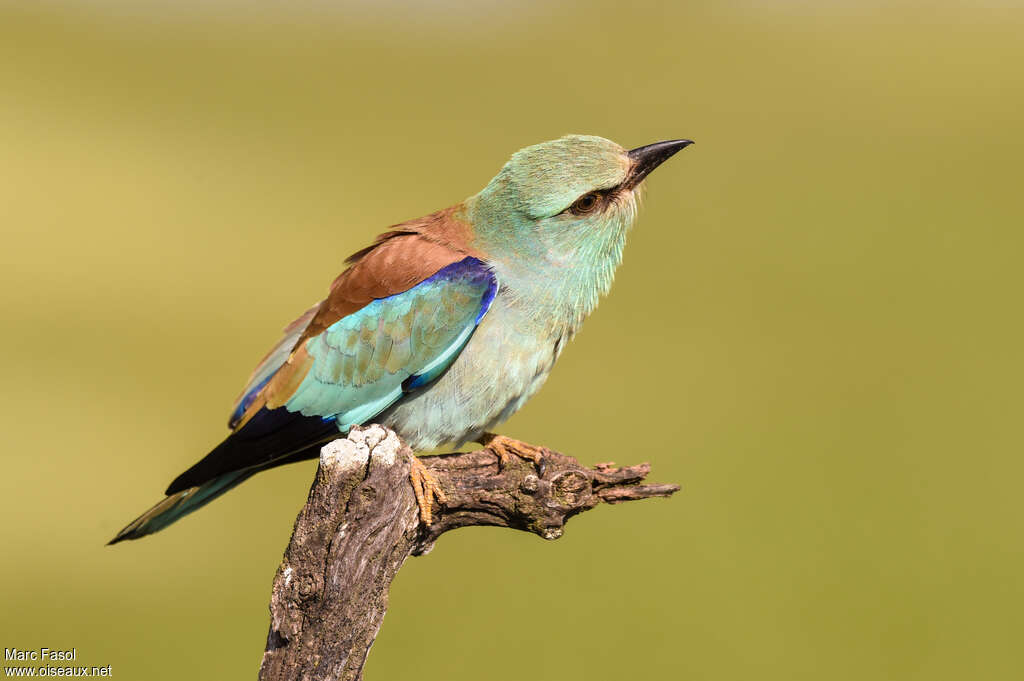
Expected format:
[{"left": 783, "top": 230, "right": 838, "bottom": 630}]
[
  {"left": 110, "top": 135, "right": 691, "bottom": 543},
  {"left": 285, "top": 258, "right": 496, "bottom": 428}
]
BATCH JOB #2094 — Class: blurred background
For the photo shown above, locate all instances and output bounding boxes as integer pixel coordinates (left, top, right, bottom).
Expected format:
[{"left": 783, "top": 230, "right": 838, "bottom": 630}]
[{"left": 2, "top": 1, "right": 1023, "bottom": 679}]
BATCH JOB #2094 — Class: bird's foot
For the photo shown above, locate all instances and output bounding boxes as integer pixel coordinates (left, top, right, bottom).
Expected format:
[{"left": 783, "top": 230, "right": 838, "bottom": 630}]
[
  {"left": 482, "top": 433, "right": 547, "bottom": 472},
  {"left": 409, "top": 455, "right": 447, "bottom": 525}
]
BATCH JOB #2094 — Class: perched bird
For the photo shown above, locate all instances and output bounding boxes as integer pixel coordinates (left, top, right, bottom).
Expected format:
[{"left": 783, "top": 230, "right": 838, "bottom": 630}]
[{"left": 109, "top": 134, "right": 691, "bottom": 543}]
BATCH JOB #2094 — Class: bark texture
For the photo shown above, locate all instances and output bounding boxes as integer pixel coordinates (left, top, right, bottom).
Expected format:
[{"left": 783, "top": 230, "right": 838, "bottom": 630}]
[{"left": 258, "top": 424, "right": 679, "bottom": 681}]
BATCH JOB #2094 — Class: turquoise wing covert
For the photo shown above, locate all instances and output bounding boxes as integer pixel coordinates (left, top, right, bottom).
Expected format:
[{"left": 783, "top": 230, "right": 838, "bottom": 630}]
[{"left": 282, "top": 257, "right": 498, "bottom": 428}]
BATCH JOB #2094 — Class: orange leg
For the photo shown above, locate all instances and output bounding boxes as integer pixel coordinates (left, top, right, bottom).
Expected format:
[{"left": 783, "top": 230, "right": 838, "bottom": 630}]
[
  {"left": 409, "top": 455, "right": 448, "bottom": 525},
  {"left": 481, "top": 432, "right": 546, "bottom": 469}
]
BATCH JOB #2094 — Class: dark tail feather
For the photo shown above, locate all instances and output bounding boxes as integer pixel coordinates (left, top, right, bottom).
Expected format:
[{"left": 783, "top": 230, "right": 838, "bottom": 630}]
[
  {"left": 108, "top": 441, "right": 329, "bottom": 544},
  {"left": 109, "top": 407, "right": 341, "bottom": 544},
  {"left": 107, "top": 469, "right": 256, "bottom": 544},
  {"left": 165, "top": 408, "right": 338, "bottom": 495}
]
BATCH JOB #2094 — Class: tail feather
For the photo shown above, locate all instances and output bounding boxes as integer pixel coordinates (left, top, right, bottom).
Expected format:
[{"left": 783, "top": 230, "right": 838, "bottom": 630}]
[
  {"left": 165, "top": 408, "right": 338, "bottom": 495},
  {"left": 107, "top": 470, "right": 255, "bottom": 545}
]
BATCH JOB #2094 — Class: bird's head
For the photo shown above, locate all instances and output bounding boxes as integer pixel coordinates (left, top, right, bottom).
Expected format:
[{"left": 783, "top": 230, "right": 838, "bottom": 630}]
[{"left": 464, "top": 134, "right": 691, "bottom": 311}]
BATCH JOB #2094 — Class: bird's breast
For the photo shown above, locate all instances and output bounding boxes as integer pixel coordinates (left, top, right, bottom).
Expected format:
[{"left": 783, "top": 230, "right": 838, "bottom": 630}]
[{"left": 379, "top": 292, "right": 564, "bottom": 450}]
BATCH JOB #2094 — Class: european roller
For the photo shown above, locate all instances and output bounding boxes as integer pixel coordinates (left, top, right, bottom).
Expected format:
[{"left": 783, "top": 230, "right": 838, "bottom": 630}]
[{"left": 110, "top": 134, "right": 691, "bottom": 543}]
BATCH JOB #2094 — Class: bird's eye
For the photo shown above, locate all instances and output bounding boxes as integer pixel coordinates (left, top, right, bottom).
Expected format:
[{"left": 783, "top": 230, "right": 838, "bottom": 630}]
[{"left": 568, "top": 191, "right": 602, "bottom": 216}]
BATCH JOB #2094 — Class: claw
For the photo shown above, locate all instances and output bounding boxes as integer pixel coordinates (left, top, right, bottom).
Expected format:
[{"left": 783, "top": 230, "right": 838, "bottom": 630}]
[
  {"left": 409, "top": 455, "right": 447, "bottom": 525},
  {"left": 482, "top": 433, "right": 547, "bottom": 471}
]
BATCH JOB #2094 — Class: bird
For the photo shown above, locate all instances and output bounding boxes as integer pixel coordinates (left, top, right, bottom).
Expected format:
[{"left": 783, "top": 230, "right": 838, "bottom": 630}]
[{"left": 109, "top": 134, "right": 692, "bottom": 544}]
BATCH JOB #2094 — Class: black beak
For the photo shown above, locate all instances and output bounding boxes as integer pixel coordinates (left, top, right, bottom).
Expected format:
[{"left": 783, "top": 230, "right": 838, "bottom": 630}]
[{"left": 624, "top": 139, "right": 693, "bottom": 189}]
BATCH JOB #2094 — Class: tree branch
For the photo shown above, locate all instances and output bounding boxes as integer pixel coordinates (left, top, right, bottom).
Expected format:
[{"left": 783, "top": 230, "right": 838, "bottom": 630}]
[{"left": 258, "top": 425, "right": 679, "bottom": 681}]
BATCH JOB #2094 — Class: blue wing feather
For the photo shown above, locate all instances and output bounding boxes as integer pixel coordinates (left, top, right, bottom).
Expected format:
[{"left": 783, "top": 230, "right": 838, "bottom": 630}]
[{"left": 284, "top": 257, "right": 497, "bottom": 428}]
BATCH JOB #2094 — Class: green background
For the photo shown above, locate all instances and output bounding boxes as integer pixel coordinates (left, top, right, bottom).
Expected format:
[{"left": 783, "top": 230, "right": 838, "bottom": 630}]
[{"left": 2, "top": 1, "right": 1022, "bottom": 679}]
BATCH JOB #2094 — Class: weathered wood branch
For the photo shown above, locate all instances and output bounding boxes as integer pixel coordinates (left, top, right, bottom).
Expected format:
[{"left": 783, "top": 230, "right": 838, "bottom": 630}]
[{"left": 258, "top": 424, "right": 679, "bottom": 681}]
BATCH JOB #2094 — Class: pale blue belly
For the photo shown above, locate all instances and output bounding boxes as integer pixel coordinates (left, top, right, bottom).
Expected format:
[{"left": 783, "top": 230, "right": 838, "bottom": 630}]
[{"left": 379, "top": 295, "right": 560, "bottom": 450}]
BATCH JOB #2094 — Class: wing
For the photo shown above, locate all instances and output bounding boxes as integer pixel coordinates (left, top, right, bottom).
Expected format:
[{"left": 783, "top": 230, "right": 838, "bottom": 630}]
[
  {"left": 228, "top": 302, "right": 319, "bottom": 429},
  {"left": 280, "top": 257, "right": 498, "bottom": 427},
  {"left": 230, "top": 208, "right": 482, "bottom": 431},
  {"left": 165, "top": 255, "right": 496, "bottom": 494}
]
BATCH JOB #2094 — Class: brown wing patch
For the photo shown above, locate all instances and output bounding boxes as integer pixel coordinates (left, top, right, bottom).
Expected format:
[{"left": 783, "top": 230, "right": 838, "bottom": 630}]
[
  {"left": 343, "top": 230, "right": 417, "bottom": 265},
  {"left": 232, "top": 203, "right": 482, "bottom": 429}
]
